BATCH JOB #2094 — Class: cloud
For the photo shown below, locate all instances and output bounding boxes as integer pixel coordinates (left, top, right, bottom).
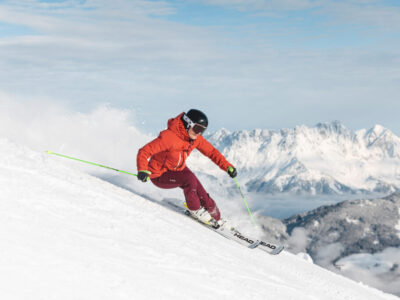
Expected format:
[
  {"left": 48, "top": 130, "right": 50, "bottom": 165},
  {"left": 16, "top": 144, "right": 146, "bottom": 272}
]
[
  {"left": 0, "top": 1, "right": 230, "bottom": 113},
  {"left": 198, "top": 0, "right": 318, "bottom": 12},
  {"left": 0, "top": 0, "right": 222, "bottom": 65},
  {"left": 322, "top": 1, "right": 400, "bottom": 31},
  {"left": 0, "top": 0, "right": 175, "bottom": 20},
  {"left": 336, "top": 247, "right": 400, "bottom": 296},
  {"left": 314, "top": 242, "right": 345, "bottom": 266},
  {"left": 0, "top": 0, "right": 400, "bottom": 135},
  {"left": 288, "top": 227, "right": 309, "bottom": 253},
  {"left": 198, "top": 0, "right": 400, "bottom": 30}
]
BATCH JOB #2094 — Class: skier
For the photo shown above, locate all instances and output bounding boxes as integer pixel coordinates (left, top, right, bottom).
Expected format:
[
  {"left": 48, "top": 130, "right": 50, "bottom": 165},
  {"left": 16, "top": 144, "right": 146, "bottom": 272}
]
[{"left": 136, "top": 109, "right": 237, "bottom": 227}]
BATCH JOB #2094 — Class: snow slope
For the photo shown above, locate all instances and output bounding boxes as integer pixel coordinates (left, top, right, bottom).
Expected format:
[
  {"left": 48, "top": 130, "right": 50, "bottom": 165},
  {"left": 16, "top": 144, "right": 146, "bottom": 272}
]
[{"left": 0, "top": 138, "right": 398, "bottom": 300}]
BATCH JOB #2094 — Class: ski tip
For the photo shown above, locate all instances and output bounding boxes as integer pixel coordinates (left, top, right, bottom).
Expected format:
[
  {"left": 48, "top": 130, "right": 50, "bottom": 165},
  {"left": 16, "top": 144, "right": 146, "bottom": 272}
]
[
  {"left": 271, "top": 245, "right": 284, "bottom": 255},
  {"left": 45, "top": 150, "right": 53, "bottom": 154}
]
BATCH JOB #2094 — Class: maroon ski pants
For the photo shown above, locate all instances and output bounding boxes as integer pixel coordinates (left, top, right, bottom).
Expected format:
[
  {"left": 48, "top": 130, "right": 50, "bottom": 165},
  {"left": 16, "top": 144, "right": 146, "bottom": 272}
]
[{"left": 151, "top": 167, "right": 221, "bottom": 221}]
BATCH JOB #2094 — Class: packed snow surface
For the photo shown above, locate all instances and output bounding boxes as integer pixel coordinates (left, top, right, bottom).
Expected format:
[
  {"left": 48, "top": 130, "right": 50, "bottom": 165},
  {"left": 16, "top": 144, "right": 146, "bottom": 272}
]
[{"left": 0, "top": 138, "right": 398, "bottom": 300}]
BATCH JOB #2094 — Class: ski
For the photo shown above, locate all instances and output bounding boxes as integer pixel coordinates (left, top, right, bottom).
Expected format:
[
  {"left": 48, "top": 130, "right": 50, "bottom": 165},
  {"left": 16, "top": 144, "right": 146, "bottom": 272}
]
[
  {"left": 183, "top": 209, "right": 262, "bottom": 249},
  {"left": 164, "top": 200, "right": 284, "bottom": 255}
]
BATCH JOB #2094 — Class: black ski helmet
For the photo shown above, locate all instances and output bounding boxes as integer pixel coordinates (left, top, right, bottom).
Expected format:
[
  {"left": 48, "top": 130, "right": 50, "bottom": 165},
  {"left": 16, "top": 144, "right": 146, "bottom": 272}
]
[{"left": 181, "top": 109, "right": 208, "bottom": 133}]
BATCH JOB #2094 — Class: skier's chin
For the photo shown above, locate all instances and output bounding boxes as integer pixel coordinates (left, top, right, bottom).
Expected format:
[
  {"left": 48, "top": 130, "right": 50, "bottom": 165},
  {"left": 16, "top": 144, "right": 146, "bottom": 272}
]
[{"left": 188, "top": 130, "right": 199, "bottom": 140}]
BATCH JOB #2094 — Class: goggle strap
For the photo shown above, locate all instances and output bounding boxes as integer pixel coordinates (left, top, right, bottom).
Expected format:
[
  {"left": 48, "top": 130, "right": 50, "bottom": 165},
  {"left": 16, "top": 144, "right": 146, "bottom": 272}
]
[
  {"left": 183, "top": 113, "right": 207, "bottom": 134},
  {"left": 183, "top": 114, "right": 195, "bottom": 128}
]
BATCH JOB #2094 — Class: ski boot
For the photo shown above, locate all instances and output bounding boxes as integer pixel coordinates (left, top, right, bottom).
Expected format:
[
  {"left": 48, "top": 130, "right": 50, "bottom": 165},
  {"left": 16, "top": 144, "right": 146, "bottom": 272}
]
[
  {"left": 188, "top": 207, "right": 220, "bottom": 228},
  {"left": 216, "top": 218, "right": 235, "bottom": 232}
]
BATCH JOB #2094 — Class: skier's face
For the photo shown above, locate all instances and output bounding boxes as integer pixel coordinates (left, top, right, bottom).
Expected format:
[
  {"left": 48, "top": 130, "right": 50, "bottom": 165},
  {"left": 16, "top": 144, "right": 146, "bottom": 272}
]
[{"left": 188, "top": 127, "right": 201, "bottom": 140}]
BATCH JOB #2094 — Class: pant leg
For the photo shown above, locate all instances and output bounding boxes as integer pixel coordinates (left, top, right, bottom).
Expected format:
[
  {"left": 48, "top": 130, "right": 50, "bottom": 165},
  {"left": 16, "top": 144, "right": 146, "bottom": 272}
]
[
  {"left": 190, "top": 172, "right": 221, "bottom": 221},
  {"left": 151, "top": 167, "right": 220, "bottom": 220},
  {"left": 151, "top": 168, "right": 201, "bottom": 211}
]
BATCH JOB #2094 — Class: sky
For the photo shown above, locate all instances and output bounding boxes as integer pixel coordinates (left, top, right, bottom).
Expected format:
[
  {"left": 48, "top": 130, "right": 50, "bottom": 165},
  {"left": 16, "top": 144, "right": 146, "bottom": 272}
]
[{"left": 0, "top": 0, "right": 400, "bottom": 135}]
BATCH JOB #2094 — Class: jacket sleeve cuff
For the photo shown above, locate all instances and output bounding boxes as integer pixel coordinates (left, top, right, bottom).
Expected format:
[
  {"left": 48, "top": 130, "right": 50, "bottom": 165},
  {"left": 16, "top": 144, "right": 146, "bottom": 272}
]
[{"left": 139, "top": 170, "right": 152, "bottom": 174}]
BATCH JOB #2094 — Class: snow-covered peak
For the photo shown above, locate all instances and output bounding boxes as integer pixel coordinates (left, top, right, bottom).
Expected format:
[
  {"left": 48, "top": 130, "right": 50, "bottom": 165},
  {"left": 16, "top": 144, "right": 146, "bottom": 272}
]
[
  {"left": 364, "top": 124, "right": 390, "bottom": 145},
  {"left": 362, "top": 125, "right": 400, "bottom": 157},
  {"left": 209, "top": 127, "right": 231, "bottom": 140},
  {"left": 315, "top": 120, "right": 352, "bottom": 136}
]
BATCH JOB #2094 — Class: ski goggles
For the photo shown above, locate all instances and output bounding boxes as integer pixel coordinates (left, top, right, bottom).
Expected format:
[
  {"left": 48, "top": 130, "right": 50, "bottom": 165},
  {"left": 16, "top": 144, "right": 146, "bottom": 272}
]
[{"left": 183, "top": 114, "right": 207, "bottom": 134}]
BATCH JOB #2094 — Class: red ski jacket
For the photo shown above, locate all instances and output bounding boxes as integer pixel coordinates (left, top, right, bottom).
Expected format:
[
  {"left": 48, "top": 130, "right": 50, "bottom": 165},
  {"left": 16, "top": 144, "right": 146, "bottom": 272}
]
[{"left": 137, "top": 112, "right": 233, "bottom": 179}]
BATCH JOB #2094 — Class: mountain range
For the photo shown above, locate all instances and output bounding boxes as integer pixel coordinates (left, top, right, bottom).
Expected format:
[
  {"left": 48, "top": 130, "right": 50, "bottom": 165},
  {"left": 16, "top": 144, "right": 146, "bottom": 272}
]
[{"left": 197, "top": 121, "right": 400, "bottom": 195}]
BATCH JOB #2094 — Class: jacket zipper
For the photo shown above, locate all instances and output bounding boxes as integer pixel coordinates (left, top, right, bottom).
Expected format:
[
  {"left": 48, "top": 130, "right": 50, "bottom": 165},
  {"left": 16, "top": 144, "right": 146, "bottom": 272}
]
[
  {"left": 175, "top": 141, "right": 192, "bottom": 170},
  {"left": 174, "top": 152, "right": 182, "bottom": 170}
]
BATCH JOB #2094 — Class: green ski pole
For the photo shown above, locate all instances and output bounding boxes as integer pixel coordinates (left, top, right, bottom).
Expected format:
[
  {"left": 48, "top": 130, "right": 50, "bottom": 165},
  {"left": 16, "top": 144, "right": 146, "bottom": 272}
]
[
  {"left": 233, "top": 177, "right": 257, "bottom": 227},
  {"left": 46, "top": 151, "right": 138, "bottom": 177}
]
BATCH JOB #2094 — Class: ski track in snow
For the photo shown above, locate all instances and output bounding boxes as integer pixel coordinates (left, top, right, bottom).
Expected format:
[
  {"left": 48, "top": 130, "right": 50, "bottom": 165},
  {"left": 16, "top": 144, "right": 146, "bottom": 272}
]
[{"left": 0, "top": 139, "right": 398, "bottom": 300}]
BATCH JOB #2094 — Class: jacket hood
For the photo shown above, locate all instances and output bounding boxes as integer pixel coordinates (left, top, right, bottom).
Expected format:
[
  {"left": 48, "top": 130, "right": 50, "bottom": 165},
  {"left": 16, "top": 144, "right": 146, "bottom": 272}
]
[{"left": 167, "top": 112, "right": 190, "bottom": 141}]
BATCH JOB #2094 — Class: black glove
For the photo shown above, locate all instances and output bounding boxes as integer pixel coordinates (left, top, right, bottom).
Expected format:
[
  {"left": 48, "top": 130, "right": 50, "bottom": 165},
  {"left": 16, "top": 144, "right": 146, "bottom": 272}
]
[
  {"left": 137, "top": 170, "right": 151, "bottom": 182},
  {"left": 227, "top": 166, "right": 237, "bottom": 178}
]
